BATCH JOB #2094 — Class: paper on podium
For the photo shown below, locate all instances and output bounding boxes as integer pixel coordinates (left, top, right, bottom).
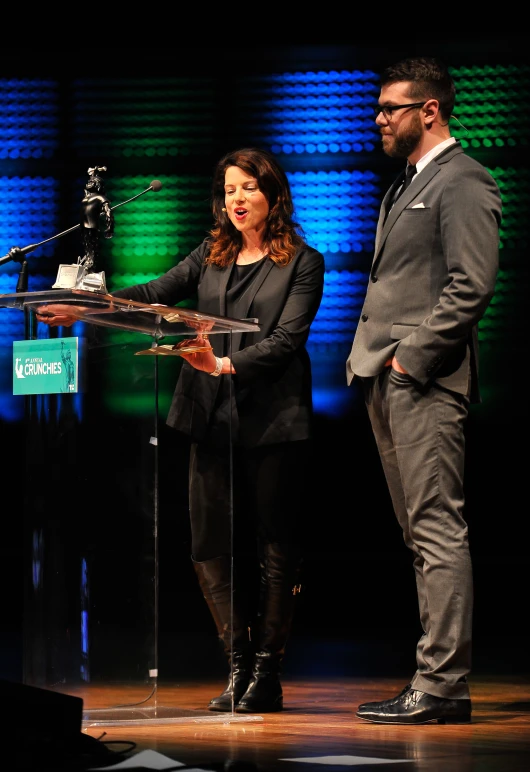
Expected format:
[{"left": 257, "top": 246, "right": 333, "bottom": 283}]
[{"left": 135, "top": 344, "right": 212, "bottom": 356}]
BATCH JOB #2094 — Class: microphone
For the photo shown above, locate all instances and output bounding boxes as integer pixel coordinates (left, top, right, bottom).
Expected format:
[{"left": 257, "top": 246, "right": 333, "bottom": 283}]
[
  {"left": 110, "top": 180, "right": 163, "bottom": 211},
  {"left": 0, "top": 179, "right": 164, "bottom": 267}
]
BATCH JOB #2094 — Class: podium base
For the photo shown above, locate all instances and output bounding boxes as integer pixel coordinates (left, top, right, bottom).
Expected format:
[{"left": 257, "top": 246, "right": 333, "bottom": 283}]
[{"left": 83, "top": 704, "right": 264, "bottom": 727}]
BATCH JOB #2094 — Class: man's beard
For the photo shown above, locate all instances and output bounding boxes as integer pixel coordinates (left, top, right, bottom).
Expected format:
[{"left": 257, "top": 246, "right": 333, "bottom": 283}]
[{"left": 383, "top": 112, "right": 423, "bottom": 159}]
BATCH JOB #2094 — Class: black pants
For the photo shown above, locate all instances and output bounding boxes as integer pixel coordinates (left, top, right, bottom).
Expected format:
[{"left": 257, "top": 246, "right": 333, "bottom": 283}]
[{"left": 189, "top": 440, "right": 311, "bottom": 562}]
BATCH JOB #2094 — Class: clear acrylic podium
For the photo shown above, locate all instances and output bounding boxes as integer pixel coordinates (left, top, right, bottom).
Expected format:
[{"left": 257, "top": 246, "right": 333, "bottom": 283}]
[{"left": 0, "top": 288, "right": 264, "bottom": 727}]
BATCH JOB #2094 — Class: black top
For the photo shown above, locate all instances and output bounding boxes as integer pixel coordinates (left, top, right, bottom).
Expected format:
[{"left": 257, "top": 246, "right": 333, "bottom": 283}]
[{"left": 224, "top": 258, "right": 268, "bottom": 357}]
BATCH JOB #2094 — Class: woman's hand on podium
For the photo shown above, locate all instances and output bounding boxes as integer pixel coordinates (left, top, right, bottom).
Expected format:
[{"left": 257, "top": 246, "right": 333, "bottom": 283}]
[
  {"left": 34, "top": 305, "right": 80, "bottom": 327},
  {"left": 174, "top": 334, "right": 235, "bottom": 375},
  {"left": 174, "top": 333, "right": 216, "bottom": 372}
]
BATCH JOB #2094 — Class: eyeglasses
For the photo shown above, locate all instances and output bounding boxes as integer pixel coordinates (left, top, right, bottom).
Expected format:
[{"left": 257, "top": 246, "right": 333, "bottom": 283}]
[{"left": 374, "top": 102, "right": 426, "bottom": 118}]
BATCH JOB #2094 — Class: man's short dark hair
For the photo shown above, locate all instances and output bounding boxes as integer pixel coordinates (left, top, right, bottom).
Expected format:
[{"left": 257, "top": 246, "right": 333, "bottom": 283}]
[{"left": 381, "top": 56, "right": 456, "bottom": 121}]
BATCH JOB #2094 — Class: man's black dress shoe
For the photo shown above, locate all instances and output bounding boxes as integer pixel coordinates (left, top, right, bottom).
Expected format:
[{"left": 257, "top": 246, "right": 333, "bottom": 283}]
[
  {"left": 356, "top": 688, "right": 471, "bottom": 724},
  {"left": 357, "top": 684, "right": 411, "bottom": 711}
]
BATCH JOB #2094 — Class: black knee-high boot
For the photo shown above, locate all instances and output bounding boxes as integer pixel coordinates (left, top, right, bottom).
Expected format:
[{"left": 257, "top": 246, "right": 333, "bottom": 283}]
[
  {"left": 192, "top": 555, "right": 252, "bottom": 712},
  {"left": 236, "top": 542, "right": 302, "bottom": 713}
]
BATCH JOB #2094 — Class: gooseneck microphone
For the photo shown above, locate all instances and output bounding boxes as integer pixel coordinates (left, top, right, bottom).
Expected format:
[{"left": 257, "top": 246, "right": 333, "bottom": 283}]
[
  {"left": 110, "top": 180, "right": 163, "bottom": 211},
  {"left": 0, "top": 180, "right": 164, "bottom": 267}
]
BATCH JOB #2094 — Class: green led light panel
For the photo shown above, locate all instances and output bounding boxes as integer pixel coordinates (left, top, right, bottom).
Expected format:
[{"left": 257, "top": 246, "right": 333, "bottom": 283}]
[
  {"left": 449, "top": 64, "right": 530, "bottom": 148},
  {"left": 478, "top": 166, "right": 529, "bottom": 344},
  {"left": 103, "top": 175, "right": 212, "bottom": 276},
  {"left": 487, "top": 166, "right": 530, "bottom": 252},
  {"left": 96, "top": 174, "right": 211, "bottom": 417},
  {"left": 72, "top": 78, "right": 218, "bottom": 157}
]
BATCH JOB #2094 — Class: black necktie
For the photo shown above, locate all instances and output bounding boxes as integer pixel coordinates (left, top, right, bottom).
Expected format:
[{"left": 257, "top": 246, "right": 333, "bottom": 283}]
[
  {"left": 395, "top": 164, "right": 416, "bottom": 201},
  {"left": 384, "top": 164, "right": 417, "bottom": 223}
]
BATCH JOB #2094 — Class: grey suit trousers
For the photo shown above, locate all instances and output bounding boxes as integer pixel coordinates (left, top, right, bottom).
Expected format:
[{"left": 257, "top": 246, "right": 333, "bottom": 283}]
[{"left": 362, "top": 367, "right": 472, "bottom": 700}]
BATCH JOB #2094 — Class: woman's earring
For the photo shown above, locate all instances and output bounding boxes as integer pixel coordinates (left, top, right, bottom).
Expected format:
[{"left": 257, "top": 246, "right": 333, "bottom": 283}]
[{"left": 222, "top": 208, "right": 227, "bottom": 212}]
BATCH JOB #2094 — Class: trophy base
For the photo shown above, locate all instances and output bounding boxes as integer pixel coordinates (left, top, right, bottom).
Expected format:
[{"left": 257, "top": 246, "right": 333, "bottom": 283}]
[{"left": 52, "top": 264, "right": 107, "bottom": 293}]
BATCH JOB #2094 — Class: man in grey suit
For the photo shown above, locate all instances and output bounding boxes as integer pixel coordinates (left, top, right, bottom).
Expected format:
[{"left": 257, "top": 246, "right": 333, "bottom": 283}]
[{"left": 346, "top": 57, "right": 502, "bottom": 724}]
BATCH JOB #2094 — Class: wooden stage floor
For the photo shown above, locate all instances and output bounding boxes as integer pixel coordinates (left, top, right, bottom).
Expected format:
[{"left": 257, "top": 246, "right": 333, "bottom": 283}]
[{"left": 49, "top": 674, "right": 530, "bottom": 771}]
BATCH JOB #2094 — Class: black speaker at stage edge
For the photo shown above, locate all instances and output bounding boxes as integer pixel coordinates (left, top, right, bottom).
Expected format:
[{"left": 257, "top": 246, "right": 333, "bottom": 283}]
[
  {"left": 2, "top": 679, "right": 85, "bottom": 765},
  {"left": 1, "top": 679, "right": 132, "bottom": 770},
  {"left": 2, "top": 678, "right": 82, "bottom": 733}
]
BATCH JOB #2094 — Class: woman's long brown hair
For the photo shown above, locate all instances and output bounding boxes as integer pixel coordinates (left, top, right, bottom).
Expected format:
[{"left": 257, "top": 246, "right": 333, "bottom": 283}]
[{"left": 206, "top": 147, "right": 305, "bottom": 267}]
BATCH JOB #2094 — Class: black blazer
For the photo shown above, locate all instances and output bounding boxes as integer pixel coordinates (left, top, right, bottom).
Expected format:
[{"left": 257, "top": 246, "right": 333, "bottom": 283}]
[{"left": 112, "top": 239, "right": 325, "bottom": 447}]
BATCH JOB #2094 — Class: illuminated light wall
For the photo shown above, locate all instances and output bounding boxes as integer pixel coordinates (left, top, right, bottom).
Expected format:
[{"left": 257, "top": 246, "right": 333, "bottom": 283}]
[
  {"left": 104, "top": 175, "right": 212, "bottom": 274},
  {"left": 0, "top": 176, "right": 60, "bottom": 277},
  {"left": 231, "top": 70, "right": 382, "bottom": 411},
  {"left": 450, "top": 64, "right": 530, "bottom": 150},
  {"left": 66, "top": 77, "right": 221, "bottom": 417},
  {"left": 230, "top": 69, "right": 393, "bottom": 412},
  {"left": 0, "top": 57, "right": 527, "bottom": 422},
  {"left": 481, "top": 167, "right": 529, "bottom": 340},
  {"left": 449, "top": 66, "right": 529, "bottom": 405},
  {"left": 0, "top": 78, "right": 59, "bottom": 160},
  {"left": 71, "top": 78, "right": 218, "bottom": 158},
  {"left": 284, "top": 166, "right": 380, "bottom": 414},
  {"left": 490, "top": 167, "right": 530, "bottom": 255},
  {"left": 287, "top": 169, "right": 380, "bottom": 254},
  {"left": 0, "top": 79, "right": 60, "bottom": 419},
  {"left": 99, "top": 174, "right": 212, "bottom": 415},
  {"left": 240, "top": 70, "right": 380, "bottom": 155}
]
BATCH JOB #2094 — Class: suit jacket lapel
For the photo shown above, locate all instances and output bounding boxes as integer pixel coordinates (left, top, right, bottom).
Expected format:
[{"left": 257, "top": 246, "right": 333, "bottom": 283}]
[
  {"left": 373, "top": 163, "right": 440, "bottom": 265},
  {"left": 374, "top": 141, "right": 464, "bottom": 260}
]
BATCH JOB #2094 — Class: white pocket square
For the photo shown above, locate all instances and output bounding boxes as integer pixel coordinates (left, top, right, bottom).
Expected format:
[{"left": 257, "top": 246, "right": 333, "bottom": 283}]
[{"left": 411, "top": 202, "right": 426, "bottom": 208}]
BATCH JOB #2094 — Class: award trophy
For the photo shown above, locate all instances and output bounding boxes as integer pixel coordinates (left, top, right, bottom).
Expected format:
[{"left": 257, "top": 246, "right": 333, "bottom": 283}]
[
  {"left": 52, "top": 165, "right": 114, "bottom": 293},
  {"left": 0, "top": 167, "right": 163, "bottom": 294}
]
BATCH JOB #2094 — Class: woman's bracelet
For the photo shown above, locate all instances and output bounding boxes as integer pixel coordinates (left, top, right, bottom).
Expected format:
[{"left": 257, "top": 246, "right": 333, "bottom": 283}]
[{"left": 208, "top": 357, "right": 223, "bottom": 377}]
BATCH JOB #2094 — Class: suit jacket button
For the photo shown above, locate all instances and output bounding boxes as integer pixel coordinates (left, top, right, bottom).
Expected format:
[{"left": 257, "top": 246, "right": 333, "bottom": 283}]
[
  {"left": 361, "top": 314, "right": 368, "bottom": 322},
  {"left": 371, "top": 275, "right": 378, "bottom": 282}
]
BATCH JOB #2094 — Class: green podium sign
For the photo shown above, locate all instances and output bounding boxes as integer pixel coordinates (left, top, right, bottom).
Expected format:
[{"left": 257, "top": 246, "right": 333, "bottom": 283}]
[{"left": 13, "top": 337, "right": 78, "bottom": 395}]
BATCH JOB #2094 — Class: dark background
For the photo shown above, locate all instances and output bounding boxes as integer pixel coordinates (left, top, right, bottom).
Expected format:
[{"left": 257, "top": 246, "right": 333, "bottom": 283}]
[{"left": 0, "top": 38, "right": 528, "bottom": 687}]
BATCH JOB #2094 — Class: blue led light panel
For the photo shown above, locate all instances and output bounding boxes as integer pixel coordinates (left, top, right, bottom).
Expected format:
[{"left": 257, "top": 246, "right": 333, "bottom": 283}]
[
  {"left": 288, "top": 169, "right": 380, "bottom": 255},
  {"left": 0, "top": 79, "right": 59, "bottom": 159},
  {"left": 234, "top": 70, "right": 380, "bottom": 155},
  {"left": 0, "top": 177, "right": 60, "bottom": 275}
]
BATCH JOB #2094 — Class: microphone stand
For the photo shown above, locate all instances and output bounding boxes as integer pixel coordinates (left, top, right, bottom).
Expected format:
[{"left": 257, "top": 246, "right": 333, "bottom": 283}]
[
  {"left": 0, "top": 222, "right": 83, "bottom": 292},
  {"left": 0, "top": 180, "right": 163, "bottom": 293}
]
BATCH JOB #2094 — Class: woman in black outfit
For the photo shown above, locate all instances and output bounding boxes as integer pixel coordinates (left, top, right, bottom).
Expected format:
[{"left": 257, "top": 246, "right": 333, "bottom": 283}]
[{"left": 40, "top": 147, "right": 325, "bottom": 713}]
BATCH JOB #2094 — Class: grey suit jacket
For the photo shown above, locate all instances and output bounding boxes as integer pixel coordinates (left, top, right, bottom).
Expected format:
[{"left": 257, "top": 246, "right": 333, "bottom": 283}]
[{"left": 346, "top": 141, "right": 502, "bottom": 403}]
